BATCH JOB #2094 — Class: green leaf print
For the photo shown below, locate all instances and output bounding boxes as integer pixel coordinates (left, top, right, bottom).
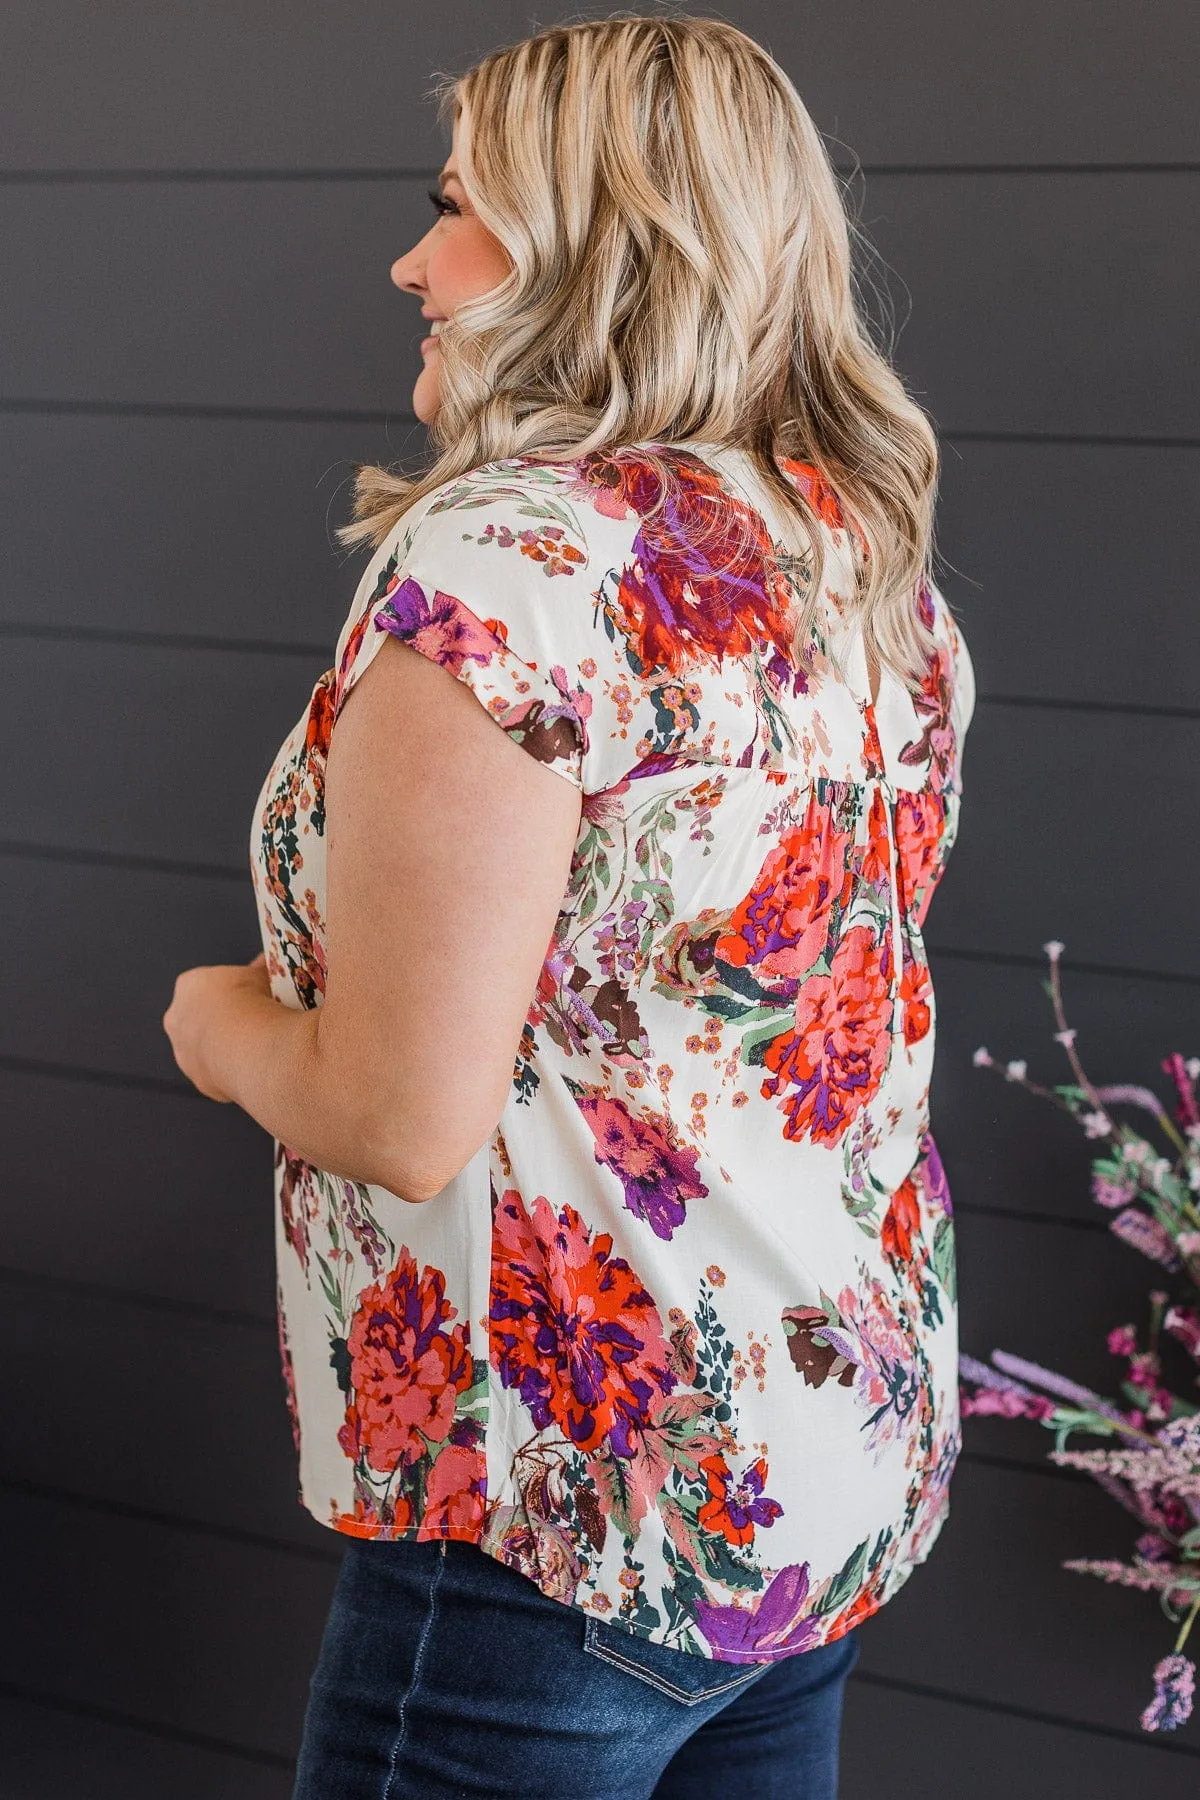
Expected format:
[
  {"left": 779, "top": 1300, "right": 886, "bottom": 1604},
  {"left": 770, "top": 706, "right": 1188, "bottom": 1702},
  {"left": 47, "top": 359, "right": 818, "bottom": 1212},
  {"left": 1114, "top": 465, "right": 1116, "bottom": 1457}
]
[
  {"left": 815, "top": 1539, "right": 871, "bottom": 1616},
  {"left": 932, "top": 1214, "right": 957, "bottom": 1304}
]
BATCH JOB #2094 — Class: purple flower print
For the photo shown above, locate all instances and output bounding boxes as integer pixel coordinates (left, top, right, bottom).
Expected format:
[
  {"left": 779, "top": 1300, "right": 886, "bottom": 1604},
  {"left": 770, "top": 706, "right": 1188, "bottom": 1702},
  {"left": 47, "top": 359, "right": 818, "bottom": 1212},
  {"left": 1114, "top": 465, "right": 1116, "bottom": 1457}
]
[
  {"left": 569, "top": 1084, "right": 708, "bottom": 1239},
  {"left": 693, "top": 1561, "right": 823, "bottom": 1662},
  {"left": 697, "top": 1453, "right": 784, "bottom": 1546}
]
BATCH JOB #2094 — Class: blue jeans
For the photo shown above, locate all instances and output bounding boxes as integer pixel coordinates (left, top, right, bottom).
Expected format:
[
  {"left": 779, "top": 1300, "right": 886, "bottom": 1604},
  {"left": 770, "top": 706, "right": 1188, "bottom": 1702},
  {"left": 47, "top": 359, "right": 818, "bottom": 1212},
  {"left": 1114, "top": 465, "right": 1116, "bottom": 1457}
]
[{"left": 292, "top": 1537, "right": 861, "bottom": 1799}]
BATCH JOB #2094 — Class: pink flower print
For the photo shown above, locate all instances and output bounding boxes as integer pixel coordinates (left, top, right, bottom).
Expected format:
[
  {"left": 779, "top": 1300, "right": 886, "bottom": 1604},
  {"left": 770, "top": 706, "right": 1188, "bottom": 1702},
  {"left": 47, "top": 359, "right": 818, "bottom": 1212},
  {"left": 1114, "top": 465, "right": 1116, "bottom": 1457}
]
[
  {"left": 336, "top": 1250, "right": 474, "bottom": 1478},
  {"left": 571, "top": 1085, "right": 708, "bottom": 1239},
  {"left": 717, "top": 792, "right": 855, "bottom": 986},
  {"left": 419, "top": 1442, "right": 487, "bottom": 1538},
  {"left": 760, "top": 926, "right": 893, "bottom": 1146}
]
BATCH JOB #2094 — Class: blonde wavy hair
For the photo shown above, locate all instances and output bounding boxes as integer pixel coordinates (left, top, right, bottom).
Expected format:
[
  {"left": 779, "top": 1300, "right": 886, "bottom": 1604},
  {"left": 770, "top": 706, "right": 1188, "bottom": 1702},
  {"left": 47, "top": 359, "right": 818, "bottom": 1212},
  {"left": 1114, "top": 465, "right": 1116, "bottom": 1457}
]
[{"left": 336, "top": 11, "right": 943, "bottom": 688}]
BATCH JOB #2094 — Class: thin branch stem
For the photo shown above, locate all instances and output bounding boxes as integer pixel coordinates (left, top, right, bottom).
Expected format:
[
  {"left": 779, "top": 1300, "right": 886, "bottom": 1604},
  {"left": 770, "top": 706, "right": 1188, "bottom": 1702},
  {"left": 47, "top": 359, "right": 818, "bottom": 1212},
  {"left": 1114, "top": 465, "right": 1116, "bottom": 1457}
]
[{"left": 1173, "top": 1589, "right": 1200, "bottom": 1655}]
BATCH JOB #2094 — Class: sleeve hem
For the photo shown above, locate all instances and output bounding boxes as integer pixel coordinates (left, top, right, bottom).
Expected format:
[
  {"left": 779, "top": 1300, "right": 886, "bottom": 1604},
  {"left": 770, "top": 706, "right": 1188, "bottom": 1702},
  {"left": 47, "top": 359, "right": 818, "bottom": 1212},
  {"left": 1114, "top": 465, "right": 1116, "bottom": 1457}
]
[{"left": 336, "top": 565, "right": 587, "bottom": 792}]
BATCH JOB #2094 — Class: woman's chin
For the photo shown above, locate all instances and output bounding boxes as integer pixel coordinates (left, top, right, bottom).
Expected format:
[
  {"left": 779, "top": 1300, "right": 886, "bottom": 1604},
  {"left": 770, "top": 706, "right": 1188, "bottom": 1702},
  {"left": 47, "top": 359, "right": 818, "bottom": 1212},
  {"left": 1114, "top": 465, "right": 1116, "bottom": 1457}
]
[{"left": 412, "top": 361, "right": 440, "bottom": 424}]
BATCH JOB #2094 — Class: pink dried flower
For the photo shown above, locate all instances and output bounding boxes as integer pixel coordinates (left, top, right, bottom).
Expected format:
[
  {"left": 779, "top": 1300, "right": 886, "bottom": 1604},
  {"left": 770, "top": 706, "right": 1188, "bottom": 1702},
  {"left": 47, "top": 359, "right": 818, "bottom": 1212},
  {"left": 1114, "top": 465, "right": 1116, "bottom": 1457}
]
[
  {"left": 1092, "top": 1171, "right": 1135, "bottom": 1209},
  {"left": 1140, "top": 1654, "right": 1195, "bottom": 1733},
  {"left": 1107, "top": 1324, "right": 1138, "bottom": 1358},
  {"left": 1162, "top": 1053, "right": 1200, "bottom": 1132},
  {"left": 1043, "top": 940, "right": 1065, "bottom": 961},
  {"left": 1064, "top": 1557, "right": 1190, "bottom": 1594},
  {"left": 1005, "top": 1059, "right": 1028, "bottom": 1081},
  {"left": 1109, "top": 1208, "right": 1182, "bottom": 1270},
  {"left": 1157, "top": 1414, "right": 1200, "bottom": 1457},
  {"left": 1162, "top": 1305, "right": 1200, "bottom": 1364},
  {"left": 972, "top": 1046, "right": 994, "bottom": 1067},
  {"left": 1051, "top": 1444, "right": 1197, "bottom": 1483},
  {"left": 960, "top": 1385, "right": 1056, "bottom": 1422},
  {"left": 1054, "top": 1028, "right": 1077, "bottom": 1047},
  {"left": 1082, "top": 1110, "right": 1114, "bottom": 1139}
]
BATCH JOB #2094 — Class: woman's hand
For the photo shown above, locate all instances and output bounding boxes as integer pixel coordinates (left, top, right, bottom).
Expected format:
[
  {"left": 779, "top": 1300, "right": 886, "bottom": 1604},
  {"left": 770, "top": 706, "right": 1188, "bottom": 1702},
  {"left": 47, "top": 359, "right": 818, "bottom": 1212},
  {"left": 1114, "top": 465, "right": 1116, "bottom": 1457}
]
[{"left": 163, "top": 951, "right": 273, "bottom": 1102}]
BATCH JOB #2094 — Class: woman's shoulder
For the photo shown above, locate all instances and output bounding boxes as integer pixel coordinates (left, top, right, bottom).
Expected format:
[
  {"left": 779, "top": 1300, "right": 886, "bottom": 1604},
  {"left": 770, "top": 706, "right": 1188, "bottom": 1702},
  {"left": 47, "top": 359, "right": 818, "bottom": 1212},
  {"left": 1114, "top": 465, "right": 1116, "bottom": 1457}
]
[{"left": 390, "top": 452, "right": 643, "bottom": 587}]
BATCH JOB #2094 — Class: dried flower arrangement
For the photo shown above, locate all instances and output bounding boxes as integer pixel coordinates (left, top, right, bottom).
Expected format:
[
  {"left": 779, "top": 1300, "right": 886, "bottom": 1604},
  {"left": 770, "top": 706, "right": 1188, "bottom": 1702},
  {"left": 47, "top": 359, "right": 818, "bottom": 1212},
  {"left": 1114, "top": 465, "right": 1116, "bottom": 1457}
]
[{"left": 959, "top": 941, "right": 1200, "bottom": 1733}]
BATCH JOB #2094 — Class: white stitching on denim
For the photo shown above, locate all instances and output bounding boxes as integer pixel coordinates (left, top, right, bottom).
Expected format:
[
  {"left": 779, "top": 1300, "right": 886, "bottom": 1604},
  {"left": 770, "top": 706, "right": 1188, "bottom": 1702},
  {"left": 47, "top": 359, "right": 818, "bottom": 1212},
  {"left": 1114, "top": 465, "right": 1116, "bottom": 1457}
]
[
  {"left": 582, "top": 1617, "right": 764, "bottom": 1707},
  {"left": 383, "top": 1549, "right": 446, "bottom": 1798}
]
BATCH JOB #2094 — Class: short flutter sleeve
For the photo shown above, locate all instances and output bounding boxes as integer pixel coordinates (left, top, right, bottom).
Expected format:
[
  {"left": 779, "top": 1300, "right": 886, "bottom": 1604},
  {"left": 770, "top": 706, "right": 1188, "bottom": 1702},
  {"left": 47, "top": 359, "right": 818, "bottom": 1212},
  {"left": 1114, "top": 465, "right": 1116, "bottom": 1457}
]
[{"left": 328, "top": 477, "right": 589, "bottom": 792}]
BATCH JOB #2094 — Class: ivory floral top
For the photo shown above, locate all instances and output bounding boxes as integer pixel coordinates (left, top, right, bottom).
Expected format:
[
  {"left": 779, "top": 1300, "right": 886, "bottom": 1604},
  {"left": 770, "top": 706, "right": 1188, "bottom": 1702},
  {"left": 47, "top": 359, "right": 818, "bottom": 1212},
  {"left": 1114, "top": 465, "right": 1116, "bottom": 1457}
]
[{"left": 249, "top": 441, "right": 976, "bottom": 1662}]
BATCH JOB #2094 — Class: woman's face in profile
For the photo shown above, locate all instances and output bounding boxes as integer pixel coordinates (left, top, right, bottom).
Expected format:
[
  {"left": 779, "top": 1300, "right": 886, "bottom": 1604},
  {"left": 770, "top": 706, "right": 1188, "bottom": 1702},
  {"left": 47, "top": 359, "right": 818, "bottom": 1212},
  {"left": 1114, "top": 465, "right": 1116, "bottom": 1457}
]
[{"left": 391, "top": 113, "right": 514, "bottom": 423}]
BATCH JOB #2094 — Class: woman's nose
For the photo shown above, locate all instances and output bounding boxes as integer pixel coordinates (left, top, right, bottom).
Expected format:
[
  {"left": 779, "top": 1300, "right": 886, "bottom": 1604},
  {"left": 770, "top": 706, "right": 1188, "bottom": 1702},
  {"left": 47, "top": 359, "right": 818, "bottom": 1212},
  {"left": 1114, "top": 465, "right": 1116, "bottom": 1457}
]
[{"left": 392, "top": 261, "right": 427, "bottom": 295}]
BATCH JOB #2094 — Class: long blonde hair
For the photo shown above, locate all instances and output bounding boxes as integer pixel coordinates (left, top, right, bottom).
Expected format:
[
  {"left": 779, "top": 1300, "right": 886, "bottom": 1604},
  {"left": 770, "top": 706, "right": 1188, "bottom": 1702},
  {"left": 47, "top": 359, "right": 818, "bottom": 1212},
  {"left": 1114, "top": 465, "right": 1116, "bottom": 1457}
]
[{"left": 336, "top": 12, "right": 942, "bottom": 687}]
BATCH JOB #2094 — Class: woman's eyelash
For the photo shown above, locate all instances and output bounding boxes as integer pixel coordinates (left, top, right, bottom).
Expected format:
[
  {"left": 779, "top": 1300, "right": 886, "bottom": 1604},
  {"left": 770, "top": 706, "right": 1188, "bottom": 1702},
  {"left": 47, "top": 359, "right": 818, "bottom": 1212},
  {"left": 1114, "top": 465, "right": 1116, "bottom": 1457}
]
[{"left": 427, "top": 188, "right": 459, "bottom": 216}]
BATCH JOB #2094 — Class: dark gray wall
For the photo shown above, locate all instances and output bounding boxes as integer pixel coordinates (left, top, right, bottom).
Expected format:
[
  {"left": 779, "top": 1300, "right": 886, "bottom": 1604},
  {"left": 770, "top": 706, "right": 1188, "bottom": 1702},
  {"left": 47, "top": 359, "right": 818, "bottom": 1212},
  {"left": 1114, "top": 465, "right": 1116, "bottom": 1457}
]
[{"left": 2, "top": 4, "right": 1198, "bottom": 1792}]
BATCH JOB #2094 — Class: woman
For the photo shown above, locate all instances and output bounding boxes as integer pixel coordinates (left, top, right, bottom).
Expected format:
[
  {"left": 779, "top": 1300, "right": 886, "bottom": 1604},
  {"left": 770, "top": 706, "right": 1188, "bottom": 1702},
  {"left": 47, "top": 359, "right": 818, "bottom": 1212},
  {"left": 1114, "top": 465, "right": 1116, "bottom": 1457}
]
[{"left": 162, "top": 15, "right": 974, "bottom": 1797}]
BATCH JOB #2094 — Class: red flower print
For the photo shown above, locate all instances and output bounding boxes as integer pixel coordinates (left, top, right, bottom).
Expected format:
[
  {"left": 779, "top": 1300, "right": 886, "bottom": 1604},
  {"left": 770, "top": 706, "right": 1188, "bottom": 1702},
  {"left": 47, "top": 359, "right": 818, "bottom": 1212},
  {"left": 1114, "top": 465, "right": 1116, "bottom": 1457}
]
[
  {"left": 419, "top": 1443, "right": 487, "bottom": 1537},
  {"left": 580, "top": 449, "right": 798, "bottom": 678},
  {"left": 490, "top": 1189, "right": 676, "bottom": 1456},
  {"left": 333, "top": 601, "right": 380, "bottom": 716},
  {"left": 894, "top": 789, "right": 949, "bottom": 929},
  {"left": 697, "top": 1453, "right": 783, "bottom": 1546},
  {"left": 825, "top": 1583, "right": 883, "bottom": 1640},
  {"left": 779, "top": 459, "right": 846, "bottom": 530},
  {"left": 571, "top": 1086, "right": 707, "bottom": 1240},
  {"left": 761, "top": 926, "right": 893, "bottom": 1145},
  {"left": 332, "top": 1489, "right": 416, "bottom": 1539},
  {"left": 337, "top": 1249, "right": 474, "bottom": 1477},
  {"left": 717, "top": 790, "right": 855, "bottom": 984},
  {"left": 304, "top": 669, "right": 335, "bottom": 766},
  {"left": 861, "top": 786, "right": 891, "bottom": 886},
  {"left": 899, "top": 953, "right": 932, "bottom": 1045},
  {"left": 880, "top": 1172, "right": 921, "bottom": 1267}
]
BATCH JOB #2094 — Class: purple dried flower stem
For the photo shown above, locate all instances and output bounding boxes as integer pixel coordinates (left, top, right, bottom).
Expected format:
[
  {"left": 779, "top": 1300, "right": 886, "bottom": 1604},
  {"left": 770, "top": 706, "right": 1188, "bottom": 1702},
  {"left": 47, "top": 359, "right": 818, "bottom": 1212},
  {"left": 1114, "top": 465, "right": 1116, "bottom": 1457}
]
[
  {"left": 988, "top": 1350, "right": 1163, "bottom": 1443},
  {"left": 959, "top": 1353, "right": 1039, "bottom": 1397}
]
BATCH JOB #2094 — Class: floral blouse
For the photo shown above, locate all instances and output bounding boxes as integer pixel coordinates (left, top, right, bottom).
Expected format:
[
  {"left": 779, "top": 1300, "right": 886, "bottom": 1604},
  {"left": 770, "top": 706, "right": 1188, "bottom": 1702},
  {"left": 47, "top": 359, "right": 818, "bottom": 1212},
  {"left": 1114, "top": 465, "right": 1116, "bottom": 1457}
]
[{"left": 249, "top": 440, "right": 976, "bottom": 1662}]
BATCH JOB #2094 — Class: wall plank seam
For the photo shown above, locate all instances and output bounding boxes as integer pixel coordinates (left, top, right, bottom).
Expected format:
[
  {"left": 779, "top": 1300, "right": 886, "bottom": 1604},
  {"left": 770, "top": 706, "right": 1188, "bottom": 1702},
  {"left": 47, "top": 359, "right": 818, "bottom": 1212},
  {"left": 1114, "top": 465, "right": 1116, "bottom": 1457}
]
[
  {"left": 0, "top": 1682, "right": 294, "bottom": 1773},
  {"left": 851, "top": 1669, "right": 1200, "bottom": 1760}
]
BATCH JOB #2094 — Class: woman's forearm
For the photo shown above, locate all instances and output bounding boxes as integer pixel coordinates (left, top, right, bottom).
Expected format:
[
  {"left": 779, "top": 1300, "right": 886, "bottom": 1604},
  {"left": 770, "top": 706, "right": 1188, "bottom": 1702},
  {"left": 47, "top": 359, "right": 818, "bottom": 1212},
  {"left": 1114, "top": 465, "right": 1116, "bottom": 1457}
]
[{"left": 205, "top": 988, "right": 427, "bottom": 1202}]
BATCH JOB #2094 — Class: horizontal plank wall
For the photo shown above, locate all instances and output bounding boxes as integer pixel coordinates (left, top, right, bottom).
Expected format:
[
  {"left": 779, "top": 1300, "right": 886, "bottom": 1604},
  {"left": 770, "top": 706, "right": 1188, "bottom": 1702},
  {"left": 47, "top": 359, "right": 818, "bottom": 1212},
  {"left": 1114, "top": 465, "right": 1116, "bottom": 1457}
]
[{"left": 2, "top": 2, "right": 1197, "bottom": 1792}]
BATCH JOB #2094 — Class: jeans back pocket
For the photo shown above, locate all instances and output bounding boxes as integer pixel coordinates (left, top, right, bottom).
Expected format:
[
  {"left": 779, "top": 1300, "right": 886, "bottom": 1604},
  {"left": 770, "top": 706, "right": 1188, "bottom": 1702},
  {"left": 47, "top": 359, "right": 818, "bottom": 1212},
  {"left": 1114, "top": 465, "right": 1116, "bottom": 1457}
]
[{"left": 582, "top": 1615, "right": 770, "bottom": 1707}]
